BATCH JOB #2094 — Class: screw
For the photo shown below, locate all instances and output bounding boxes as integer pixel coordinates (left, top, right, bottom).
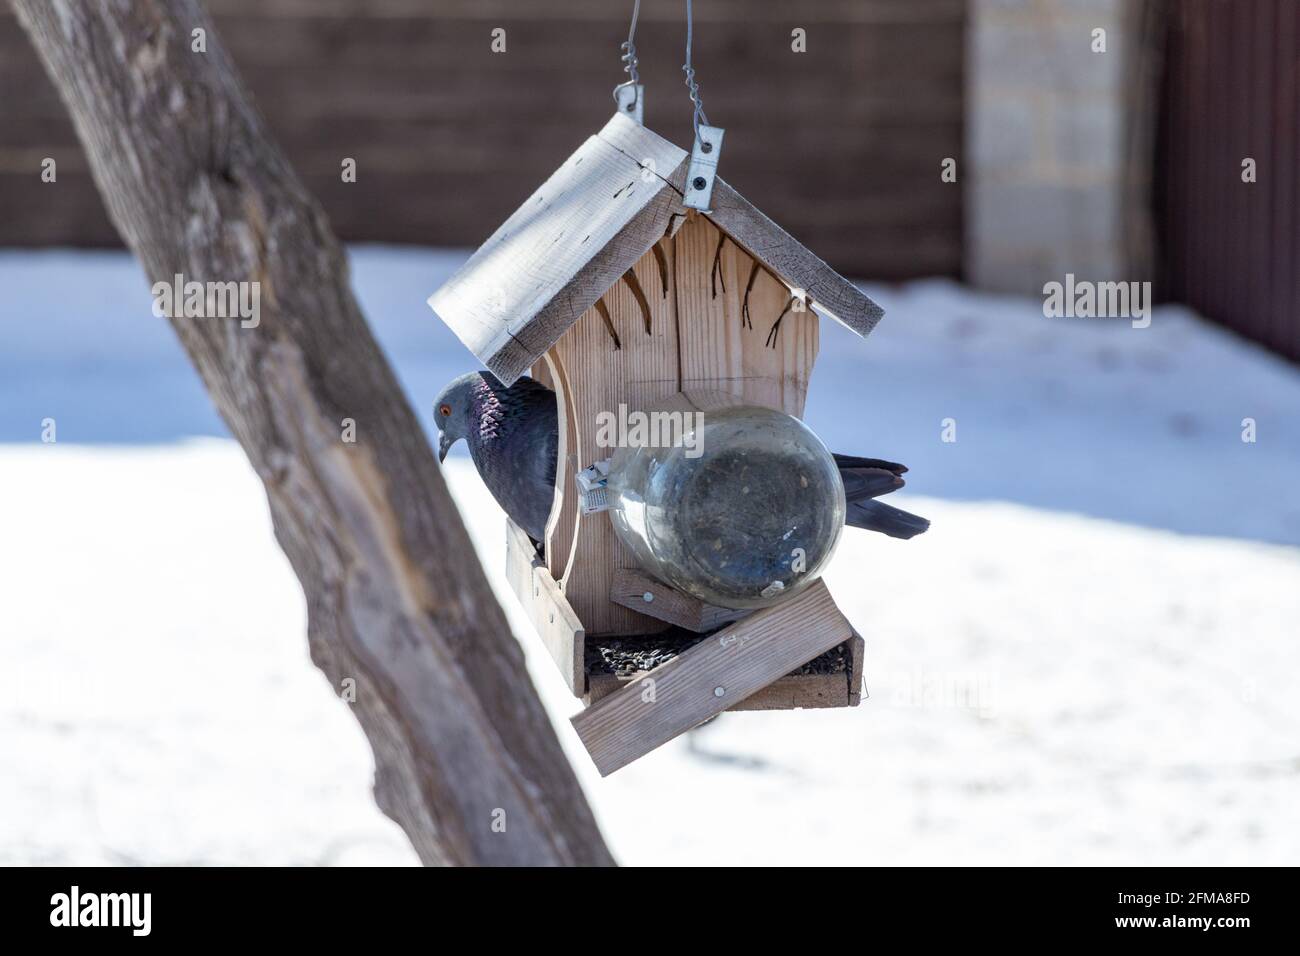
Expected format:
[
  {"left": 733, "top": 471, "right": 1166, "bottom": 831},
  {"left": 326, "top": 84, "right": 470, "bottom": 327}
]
[
  {"left": 642, "top": 591, "right": 654, "bottom": 603},
  {"left": 701, "top": 140, "right": 713, "bottom": 154},
  {"left": 693, "top": 176, "right": 707, "bottom": 190},
  {"left": 626, "top": 103, "right": 635, "bottom": 112},
  {"left": 713, "top": 686, "right": 725, "bottom": 698}
]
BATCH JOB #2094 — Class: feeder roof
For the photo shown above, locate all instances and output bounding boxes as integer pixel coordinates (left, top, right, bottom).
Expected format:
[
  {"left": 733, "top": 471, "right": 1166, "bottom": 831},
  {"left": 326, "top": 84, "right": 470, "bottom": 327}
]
[{"left": 428, "top": 112, "right": 884, "bottom": 385}]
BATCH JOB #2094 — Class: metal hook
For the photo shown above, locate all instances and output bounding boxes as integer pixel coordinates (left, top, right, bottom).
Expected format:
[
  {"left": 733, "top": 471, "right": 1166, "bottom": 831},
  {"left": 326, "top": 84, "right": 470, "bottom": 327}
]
[{"left": 613, "top": 0, "right": 644, "bottom": 123}]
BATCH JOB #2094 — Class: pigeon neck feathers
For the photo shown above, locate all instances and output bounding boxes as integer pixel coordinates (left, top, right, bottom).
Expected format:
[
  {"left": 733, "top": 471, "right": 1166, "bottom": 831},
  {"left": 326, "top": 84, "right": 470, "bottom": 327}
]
[
  {"left": 471, "top": 375, "right": 507, "bottom": 442},
  {"left": 470, "top": 374, "right": 547, "bottom": 446}
]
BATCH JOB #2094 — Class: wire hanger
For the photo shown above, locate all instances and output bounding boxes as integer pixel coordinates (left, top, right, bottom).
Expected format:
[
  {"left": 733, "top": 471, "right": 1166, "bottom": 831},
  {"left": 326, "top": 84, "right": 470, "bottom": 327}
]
[
  {"left": 612, "top": 0, "right": 725, "bottom": 211},
  {"left": 612, "top": 0, "right": 644, "bottom": 124}
]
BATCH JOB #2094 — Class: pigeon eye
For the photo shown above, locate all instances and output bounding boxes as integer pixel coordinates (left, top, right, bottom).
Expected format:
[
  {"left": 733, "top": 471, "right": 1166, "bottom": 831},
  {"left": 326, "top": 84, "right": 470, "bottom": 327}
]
[{"left": 439, "top": 403, "right": 452, "bottom": 417}]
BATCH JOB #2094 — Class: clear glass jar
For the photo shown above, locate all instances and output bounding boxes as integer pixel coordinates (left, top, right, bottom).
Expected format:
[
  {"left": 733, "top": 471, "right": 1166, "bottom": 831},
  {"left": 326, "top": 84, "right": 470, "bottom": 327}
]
[{"left": 606, "top": 392, "right": 845, "bottom": 610}]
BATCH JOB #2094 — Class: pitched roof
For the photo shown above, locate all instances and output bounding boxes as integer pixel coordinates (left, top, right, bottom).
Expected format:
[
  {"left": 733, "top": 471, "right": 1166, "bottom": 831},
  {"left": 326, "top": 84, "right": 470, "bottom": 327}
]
[{"left": 428, "top": 113, "right": 884, "bottom": 385}]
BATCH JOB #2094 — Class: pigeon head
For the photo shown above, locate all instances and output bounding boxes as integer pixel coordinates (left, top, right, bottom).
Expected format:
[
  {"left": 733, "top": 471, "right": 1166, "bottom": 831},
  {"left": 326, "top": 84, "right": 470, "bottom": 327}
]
[{"left": 433, "top": 371, "right": 486, "bottom": 462}]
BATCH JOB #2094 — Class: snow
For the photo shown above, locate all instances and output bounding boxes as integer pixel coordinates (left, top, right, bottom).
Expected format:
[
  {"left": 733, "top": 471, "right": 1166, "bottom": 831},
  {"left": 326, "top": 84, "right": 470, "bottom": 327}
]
[{"left": 2, "top": 247, "right": 1299, "bottom": 865}]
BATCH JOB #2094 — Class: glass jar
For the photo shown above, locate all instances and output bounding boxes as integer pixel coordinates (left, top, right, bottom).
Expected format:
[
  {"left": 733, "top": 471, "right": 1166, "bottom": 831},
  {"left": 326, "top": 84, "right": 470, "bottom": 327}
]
[{"left": 606, "top": 392, "right": 845, "bottom": 610}]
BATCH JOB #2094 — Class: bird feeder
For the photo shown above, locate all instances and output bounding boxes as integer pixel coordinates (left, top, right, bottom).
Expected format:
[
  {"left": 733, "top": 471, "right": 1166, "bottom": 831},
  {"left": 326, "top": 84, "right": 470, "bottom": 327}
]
[{"left": 428, "top": 113, "right": 884, "bottom": 775}]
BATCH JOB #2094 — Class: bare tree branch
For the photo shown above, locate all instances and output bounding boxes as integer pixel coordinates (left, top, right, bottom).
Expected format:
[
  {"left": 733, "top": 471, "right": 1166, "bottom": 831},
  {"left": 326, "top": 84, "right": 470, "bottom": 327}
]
[{"left": 12, "top": 0, "right": 613, "bottom": 867}]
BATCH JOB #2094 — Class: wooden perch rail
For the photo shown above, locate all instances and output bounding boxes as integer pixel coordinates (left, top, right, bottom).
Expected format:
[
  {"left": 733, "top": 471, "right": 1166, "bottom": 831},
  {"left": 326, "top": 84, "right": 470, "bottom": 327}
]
[
  {"left": 573, "top": 581, "right": 855, "bottom": 776},
  {"left": 12, "top": 0, "right": 612, "bottom": 866}
]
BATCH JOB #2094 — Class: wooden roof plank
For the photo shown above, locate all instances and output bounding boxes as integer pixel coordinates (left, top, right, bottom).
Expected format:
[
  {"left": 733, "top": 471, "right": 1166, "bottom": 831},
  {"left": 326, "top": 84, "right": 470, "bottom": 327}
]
[
  {"left": 706, "top": 178, "right": 886, "bottom": 338},
  {"left": 428, "top": 115, "right": 688, "bottom": 383},
  {"left": 428, "top": 113, "right": 884, "bottom": 383}
]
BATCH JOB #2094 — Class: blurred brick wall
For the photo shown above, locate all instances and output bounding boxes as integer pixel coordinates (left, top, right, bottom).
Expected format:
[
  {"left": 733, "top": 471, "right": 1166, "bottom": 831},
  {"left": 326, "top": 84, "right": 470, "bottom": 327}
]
[
  {"left": 0, "top": 0, "right": 965, "bottom": 281},
  {"left": 965, "top": 0, "right": 1161, "bottom": 292}
]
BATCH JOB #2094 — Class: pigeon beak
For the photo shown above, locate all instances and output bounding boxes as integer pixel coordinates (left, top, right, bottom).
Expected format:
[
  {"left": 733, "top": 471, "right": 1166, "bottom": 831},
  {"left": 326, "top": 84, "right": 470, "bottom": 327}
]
[{"left": 438, "top": 432, "right": 452, "bottom": 463}]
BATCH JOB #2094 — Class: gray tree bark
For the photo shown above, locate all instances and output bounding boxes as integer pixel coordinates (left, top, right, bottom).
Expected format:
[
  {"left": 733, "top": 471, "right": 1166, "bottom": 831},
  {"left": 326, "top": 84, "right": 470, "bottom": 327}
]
[{"left": 12, "top": 0, "right": 614, "bottom": 867}]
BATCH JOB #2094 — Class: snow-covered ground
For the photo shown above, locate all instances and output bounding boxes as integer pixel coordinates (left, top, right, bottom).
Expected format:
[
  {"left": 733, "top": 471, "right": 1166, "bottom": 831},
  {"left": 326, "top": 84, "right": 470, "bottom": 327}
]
[{"left": 2, "top": 248, "right": 1298, "bottom": 866}]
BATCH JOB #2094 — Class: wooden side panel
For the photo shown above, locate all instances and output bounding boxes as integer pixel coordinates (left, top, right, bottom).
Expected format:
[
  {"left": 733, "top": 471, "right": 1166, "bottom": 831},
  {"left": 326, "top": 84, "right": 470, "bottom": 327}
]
[
  {"left": 736, "top": 672, "right": 852, "bottom": 710},
  {"left": 550, "top": 213, "right": 826, "bottom": 637},
  {"left": 550, "top": 240, "right": 682, "bottom": 635},
  {"left": 586, "top": 671, "right": 852, "bottom": 711},
  {"left": 535, "top": 348, "right": 581, "bottom": 581},
  {"left": 675, "top": 214, "right": 820, "bottom": 417},
  {"left": 848, "top": 630, "right": 866, "bottom": 706},
  {"left": 571, "top": 581, "right": 853, "bottom": 775},
  {"left": 504, "top": 518, "right": 584, "bottom": 694}
]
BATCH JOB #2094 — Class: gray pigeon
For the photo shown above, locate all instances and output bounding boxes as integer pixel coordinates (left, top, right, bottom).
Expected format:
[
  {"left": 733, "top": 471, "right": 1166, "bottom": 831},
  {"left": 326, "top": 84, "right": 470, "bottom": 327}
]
[
  {"left": 433, "top": 371, "right": 929, "bottom": 542},
  {"left": 434, "top": 371, "right": 558, "bottom": 541}
]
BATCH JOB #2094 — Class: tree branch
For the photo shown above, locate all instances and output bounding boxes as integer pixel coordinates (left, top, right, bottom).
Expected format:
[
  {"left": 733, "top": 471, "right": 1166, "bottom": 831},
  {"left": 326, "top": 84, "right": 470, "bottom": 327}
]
[{"left": 12, "top": 0, "right": 613, "bottom": 866}]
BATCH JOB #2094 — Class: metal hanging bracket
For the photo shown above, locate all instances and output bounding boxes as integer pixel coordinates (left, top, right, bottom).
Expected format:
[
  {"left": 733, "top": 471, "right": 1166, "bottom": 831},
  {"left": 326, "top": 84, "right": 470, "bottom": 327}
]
[
  {"left": 683, "top": 125, "right": 724, "bottom": 212},
  {"left": 680, "top": 0, "right": 720, "bottom": 212},
  {"left": 614, "top": 83, "right": 645, "bottom": 125}
]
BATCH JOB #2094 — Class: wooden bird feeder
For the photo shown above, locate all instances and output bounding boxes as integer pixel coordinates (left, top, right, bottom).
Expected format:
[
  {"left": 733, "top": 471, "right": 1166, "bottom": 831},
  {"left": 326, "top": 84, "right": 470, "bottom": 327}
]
[{"left": 429, "top": 114, "right": 884, "bottom": 775}]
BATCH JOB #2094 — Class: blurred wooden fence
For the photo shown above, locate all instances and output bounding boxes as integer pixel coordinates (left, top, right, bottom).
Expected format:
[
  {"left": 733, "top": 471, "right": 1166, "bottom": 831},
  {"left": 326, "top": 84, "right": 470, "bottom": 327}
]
[
  {"left": 1157, "top": 0, "right": 1300, "bottom": 361},
  {"left": 0, "top": 0, "right": 965, "bottom": 280}
]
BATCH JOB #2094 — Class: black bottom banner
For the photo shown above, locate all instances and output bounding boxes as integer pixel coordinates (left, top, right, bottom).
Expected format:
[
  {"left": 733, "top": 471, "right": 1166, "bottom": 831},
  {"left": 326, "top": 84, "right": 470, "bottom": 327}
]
[{"left": 0, "top": 865, "right": 1288, "bottom": 944}]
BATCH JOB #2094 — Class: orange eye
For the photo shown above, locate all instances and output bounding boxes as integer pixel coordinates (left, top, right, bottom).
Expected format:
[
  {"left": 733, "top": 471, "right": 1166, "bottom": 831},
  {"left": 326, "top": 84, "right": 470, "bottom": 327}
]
[{"left": 439, "top": 403, "right": 452, "bottom": 417}]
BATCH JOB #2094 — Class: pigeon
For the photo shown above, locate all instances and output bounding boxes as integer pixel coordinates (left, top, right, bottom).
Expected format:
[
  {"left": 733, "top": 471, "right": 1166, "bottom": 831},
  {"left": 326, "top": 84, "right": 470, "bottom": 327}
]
[
  {"left": 433, "top": 371, "right": 929, "bottom": 542},
  {"left": 833, "top": 453, "right": 932, "bottom": 540},
  {"left": 434, "top": 371, "right": 558, "bottom": 541}
]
